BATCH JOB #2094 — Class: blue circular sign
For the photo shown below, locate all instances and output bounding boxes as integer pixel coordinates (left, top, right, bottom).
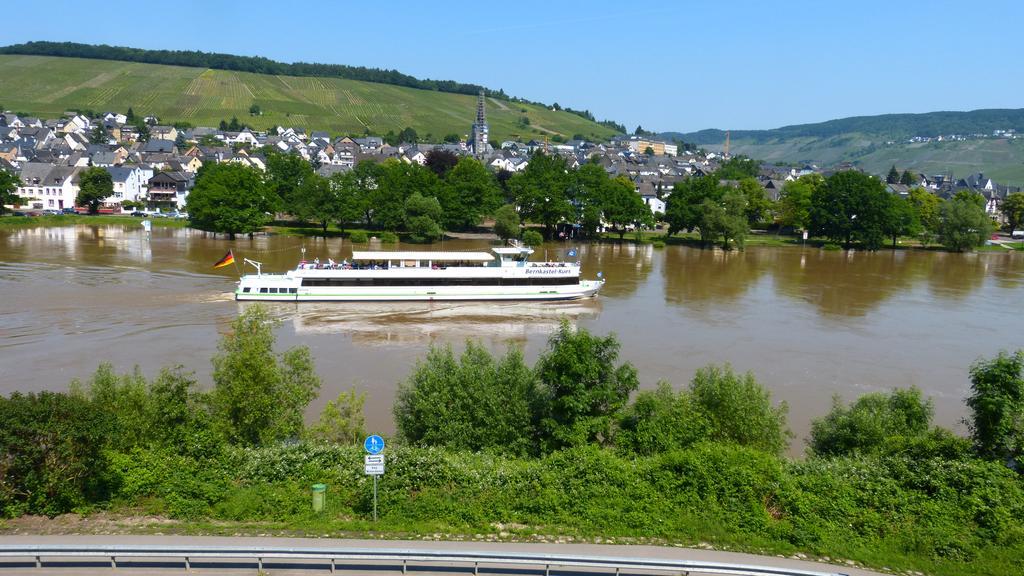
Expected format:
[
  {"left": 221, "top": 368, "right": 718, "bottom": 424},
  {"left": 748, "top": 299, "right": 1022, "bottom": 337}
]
[{"left": 364, "top": 435, "right": 385, "bottom": 454}]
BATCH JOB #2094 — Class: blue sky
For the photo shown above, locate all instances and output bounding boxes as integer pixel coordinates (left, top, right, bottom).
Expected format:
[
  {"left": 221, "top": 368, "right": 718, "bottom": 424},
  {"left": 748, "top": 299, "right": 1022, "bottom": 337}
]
[{"left": 2, "top": 0, "right": 1021, "bottom": 133}]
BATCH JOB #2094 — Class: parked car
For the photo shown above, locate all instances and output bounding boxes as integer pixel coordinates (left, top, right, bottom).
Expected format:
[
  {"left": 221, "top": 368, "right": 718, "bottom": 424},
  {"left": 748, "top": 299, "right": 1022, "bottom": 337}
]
[
  {"left": 130, "top": 211, "right": 148, "bottom": 217},
  {"left": 61, "top": 207, "right": 77, "bottom": 214},
  {"left": 1013, "top": 230, "right": 1024, "bottom": 240},
  {"left": 41, "top": 209, "right": 62, "bottom": 215},
  {"left": 150, "top": 212, "right": 168, "bottom": 218}
]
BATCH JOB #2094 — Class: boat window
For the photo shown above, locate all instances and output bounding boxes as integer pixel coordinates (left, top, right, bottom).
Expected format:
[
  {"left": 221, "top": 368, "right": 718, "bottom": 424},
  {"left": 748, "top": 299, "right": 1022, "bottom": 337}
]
[
  {"left": 289, "top": 288, "right": 297, "bottom": 294},
  {"left": 269, "top": 288, "right": 279, "bottom": 294},
  {"left": 242, "top": 287, "right": 251, "bottom": 293},
  {"left": 259, "top": 287, "right": 268, "bottom": 293},
  {"left": 301, "top": 276, "right": 579, "bottom": 287}
]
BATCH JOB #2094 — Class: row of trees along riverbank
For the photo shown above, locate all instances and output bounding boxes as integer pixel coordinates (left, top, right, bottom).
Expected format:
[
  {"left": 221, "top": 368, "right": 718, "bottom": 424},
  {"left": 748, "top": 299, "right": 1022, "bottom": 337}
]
[
  {"left": 1, "top": 305, "right": 1022, "bottom": 576},
  {"left": 178, "top": 151, "right": 1016, "bottom": 253},
  {"left": 184, "top": 150, "right": 651, "bottom": 242}
]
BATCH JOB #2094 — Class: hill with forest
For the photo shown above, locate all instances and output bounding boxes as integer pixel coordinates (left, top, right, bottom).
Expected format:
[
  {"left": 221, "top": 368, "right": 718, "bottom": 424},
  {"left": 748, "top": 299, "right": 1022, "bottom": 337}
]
[
  {"left": 0, "top": 48, "right": 620, "bottom": 142},
  {"left": 663, "top": 109, "right": 1024, "bottom": 184}
]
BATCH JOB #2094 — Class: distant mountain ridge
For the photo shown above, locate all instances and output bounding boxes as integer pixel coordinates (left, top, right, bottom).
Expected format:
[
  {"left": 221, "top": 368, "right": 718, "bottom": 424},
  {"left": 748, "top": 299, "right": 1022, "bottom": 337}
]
[
  {"left": 663, "top": 108, "right": 1024, "bottom": 145},
  {"left": 659, "top": 109, "right": 1024, "bottom": 184}
]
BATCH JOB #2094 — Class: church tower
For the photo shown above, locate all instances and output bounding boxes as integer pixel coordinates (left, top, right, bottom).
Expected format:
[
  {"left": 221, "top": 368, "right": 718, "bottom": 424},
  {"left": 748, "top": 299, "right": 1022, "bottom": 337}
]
[{"left": 471, "top": 90, "right": 489, "bottom": 157}]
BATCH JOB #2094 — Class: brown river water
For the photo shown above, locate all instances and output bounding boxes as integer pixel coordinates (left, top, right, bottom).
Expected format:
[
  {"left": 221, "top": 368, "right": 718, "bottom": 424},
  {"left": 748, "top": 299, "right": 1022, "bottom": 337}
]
[{"left": 2, "top": 224, "right": 1022, "bottom": 451}]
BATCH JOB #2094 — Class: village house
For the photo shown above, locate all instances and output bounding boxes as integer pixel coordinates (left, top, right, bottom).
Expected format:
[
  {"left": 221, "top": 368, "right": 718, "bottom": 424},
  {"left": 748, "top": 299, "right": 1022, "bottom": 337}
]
[
  {"left": 147, "top": 171, "right": 193, "bottom": 209},
  {"left": 104, "top": 165, "right": 149, "bottom": 205},
  {"left": 16, "top": 162, "right": 81, "bottom": 210}
]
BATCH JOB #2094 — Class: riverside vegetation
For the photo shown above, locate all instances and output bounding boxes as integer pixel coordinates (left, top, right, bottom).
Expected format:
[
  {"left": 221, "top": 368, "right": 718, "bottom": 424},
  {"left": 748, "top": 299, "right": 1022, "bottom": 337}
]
[{"left": 1, "top": 306, "right": 1023, "bottom": 576}]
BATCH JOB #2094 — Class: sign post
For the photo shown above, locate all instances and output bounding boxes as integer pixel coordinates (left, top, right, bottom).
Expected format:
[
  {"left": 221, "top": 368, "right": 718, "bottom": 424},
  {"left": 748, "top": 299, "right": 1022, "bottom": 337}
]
[{"left": 363, "top": 435, "right": 385, "bottom": 522}]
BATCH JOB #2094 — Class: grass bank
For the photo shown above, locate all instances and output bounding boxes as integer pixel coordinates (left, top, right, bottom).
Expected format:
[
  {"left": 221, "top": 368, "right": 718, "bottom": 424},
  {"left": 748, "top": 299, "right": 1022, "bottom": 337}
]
[
  {"left": 46, "top": 443, "right": 1019, "bottom": 576},
  {"left": 0, "top": 214, "right": 189, "bottom": 229}
]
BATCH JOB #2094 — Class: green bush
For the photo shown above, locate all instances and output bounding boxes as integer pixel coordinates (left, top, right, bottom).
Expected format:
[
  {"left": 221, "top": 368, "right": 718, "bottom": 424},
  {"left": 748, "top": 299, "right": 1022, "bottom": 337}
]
[
  {"left": 0, "top": 392, "right": 109, "bottom": 516},
  {"left": 379, "top": 231, "right": 399, "bottom": 244},
  {"left": 809, "top": 387, "right": 935, "bottom": 456},
  {"left": 535, "top": 321, "right": 638, "bottom": 452},
  {"left": 209, "top": 305, "right": 320, "bottom": 446},
  {"left": 617, "top": 382, "right": 711, "bottom": 455},
  {"left": 348, "top": 230, "right": 369, "bottom": 243},
  {"left": 395, "top": 343, "right": 537, "bottom": 456},
  {"left": 822, "top": 242, "right": 842, "bottom": 251},
  {"left": 521, "top": 229, "right": 543, "bottom": 247},
  {"left": 689, "top": 364, "right": 791, "bottom": 455}
]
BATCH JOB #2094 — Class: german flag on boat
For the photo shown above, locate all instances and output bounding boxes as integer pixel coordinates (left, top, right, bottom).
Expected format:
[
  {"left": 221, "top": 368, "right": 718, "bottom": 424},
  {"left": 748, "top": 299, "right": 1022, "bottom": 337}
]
[{"left": 213, "top": 250, "right": 235, "bottom": 269}]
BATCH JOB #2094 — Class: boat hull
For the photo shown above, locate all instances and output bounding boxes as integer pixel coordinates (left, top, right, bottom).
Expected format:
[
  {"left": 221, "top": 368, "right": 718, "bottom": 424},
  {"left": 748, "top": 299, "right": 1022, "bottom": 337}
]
[{"left": 235, "top": 280, "right": 604, "bottom": 302}]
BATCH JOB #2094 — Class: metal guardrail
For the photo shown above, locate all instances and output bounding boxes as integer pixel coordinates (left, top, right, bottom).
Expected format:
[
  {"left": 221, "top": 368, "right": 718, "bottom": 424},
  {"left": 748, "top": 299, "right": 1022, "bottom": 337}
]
[{"left": 0, "top": 545, "right": 850, "bottom": 576}]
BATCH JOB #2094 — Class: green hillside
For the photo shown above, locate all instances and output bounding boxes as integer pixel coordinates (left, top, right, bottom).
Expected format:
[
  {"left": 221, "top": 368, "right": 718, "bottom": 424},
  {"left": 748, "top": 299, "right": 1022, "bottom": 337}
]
[
  {"left": 0, "top": 55, "right": 616, "bottom": 142},
  {"left": 664, "top": 109, "right": 1024, "bottom": 184}
]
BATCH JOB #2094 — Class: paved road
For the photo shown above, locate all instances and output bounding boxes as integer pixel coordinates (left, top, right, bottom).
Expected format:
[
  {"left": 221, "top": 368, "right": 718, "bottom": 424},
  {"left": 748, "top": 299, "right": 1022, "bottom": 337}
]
[{"left": 0, "top": 535, "right": 889, "bottom": 576}]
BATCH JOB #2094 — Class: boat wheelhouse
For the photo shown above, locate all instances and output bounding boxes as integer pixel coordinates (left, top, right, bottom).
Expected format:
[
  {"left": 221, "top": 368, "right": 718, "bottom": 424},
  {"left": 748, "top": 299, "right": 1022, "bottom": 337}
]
[{"left": 235, "top": 246, "right": 603, "bottom": 302}]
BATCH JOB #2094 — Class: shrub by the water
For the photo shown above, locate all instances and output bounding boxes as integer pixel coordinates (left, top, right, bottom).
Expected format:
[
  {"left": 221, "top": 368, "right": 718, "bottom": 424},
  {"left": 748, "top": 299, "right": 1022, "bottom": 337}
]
[
  {"left": 348, "top": 230, "right": 369, "bottom": 243},
  {"left": 521, "top": 229, "right": 543, "bottom": 247},
  {"left": 379, "top": 231, "right": 399, "bottom": 244}
]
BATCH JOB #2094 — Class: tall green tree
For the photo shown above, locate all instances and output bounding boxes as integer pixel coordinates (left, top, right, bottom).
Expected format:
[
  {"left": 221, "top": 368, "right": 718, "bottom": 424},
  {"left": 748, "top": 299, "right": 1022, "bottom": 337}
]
[
  {"left": 884, "top": 195, "right": 920, "bottom": 248},
  {"left": 967, "top": 350, "right": 1024, "bottom": 468},
  {"left": 738, "top": 177, "right": 771, "bottom": 226},
  {"left": 404, "top": 192, "right": 443, "bottom": 242},
  {"left": 440, "top": 157, "right": 501, "bottom": 229},
  {"left": 810, "top": 171, "right": 892, "bottom": 249},
  {"left": 89, "top": 124, "right": 107, "bottom": 144},
  {"left": 264, "top": 150, "right": 313, "bottom": 210},
  {"left": 899, "top": 170, "right": 916, "bottom": 186},
  {"left": 535, "top": 321, "right": 638, "bottom": 452},
  {"left": 493, "top": 204, "right": 521, "bottom": 240},
  {"left": 508, "top": 152, "right": 574, "bottom": 238},
  {"left": 186, "top": 163, "right": 273, "bottom": 239},
  {"left": 76, "top": 167, "right": 113, "bottom": 214},
  {"left": 0, "top": 168, "right": 22, "bottom": 215},
  {"left": 907, "top": 187, "right": 942, "bottom": 246},
  {"left": 350, "top": 160, "right": 381, "bottom": 226},
  {"left": 375, "top": 160, "right": 441, "bottom": 230},
  {"left": 886, "top": 165, "right": 900, "bottom": 184},
  {"left": 209, "top": 305, "right": 320, "bottom": 446},
  {"left": 777, "top": 174, "right": 822, "bottom": 230},
  {"left": 397, "top": 126, "right": 418, "bottom": 143},
  {"left": 937, "top": 192, "right": 993, "bottom": 252},
  {"left": 665, "top": 175, "right": 722, "bottom": 236},
  {"left": 716, "top": 156, "right": 760, "bottom": 180},
  {"left": 1000, "top": 193, "right": 1024, "bottom": 232},
  {"left": 602, "top": 176, "right": 652, "bottom": 240},
  {"left": 394, "top": 343, "right": 537, "bottom": 455},
  {"left": 328, "top": 170, "right": 367, "bottom": 234},
  {"left": 291, "top": 172, "right": 337, "bottom": 235}
]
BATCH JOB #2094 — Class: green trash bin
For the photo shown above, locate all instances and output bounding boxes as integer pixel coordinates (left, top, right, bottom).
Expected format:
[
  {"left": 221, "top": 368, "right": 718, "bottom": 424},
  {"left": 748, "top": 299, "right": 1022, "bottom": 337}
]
[{"left": 312, "top": 483, "right": 326, "bottom": 512}]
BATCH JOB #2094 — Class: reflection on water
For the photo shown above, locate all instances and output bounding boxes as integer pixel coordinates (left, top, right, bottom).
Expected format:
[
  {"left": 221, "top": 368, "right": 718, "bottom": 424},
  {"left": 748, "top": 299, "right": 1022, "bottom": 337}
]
[
  {"left": 2, "top": 224, "right": 1023, "bottom": 448},
  {"left": 252, "top": 300, "right": 601, "bottom": 344}
]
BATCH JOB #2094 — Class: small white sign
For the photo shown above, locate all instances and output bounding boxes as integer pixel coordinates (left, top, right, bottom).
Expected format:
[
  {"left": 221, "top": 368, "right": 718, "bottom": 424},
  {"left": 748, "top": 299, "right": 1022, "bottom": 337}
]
[
  {"left": 802, "top": 230, "right": 808, "bottom": 240},
  {"left": 364, "top": 454, "right": 385, "bottom": 475}
]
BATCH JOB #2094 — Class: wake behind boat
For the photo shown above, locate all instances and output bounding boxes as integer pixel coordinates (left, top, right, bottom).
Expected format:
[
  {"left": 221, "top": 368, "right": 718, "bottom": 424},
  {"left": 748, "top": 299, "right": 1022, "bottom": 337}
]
[{"left": 234, "top": 245, "right": 604, "bottom": 302}]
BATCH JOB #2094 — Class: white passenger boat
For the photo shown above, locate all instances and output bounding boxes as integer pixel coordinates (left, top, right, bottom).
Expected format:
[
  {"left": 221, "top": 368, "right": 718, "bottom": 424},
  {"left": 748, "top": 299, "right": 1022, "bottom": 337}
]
[{"left": 234, "top": 246, "right": 604, "bottom": 302}]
